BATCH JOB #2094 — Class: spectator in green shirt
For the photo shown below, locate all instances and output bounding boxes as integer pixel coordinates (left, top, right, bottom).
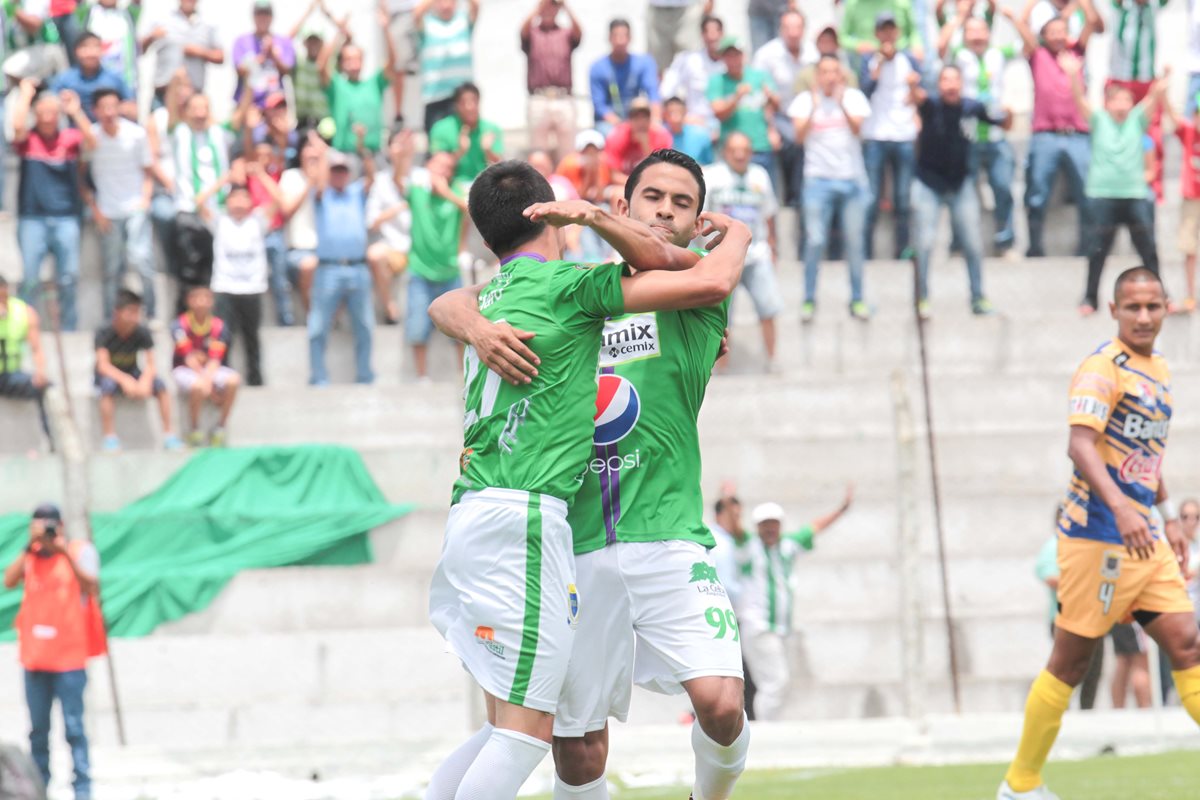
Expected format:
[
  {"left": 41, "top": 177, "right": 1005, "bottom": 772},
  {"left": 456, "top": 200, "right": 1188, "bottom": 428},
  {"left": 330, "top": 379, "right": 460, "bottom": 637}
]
[
  {"left": 428, "top": 82, "right": 503, "bottom": 182},
  {"left": 1063, "top": 53, "right": 1166, "bottom": 313},
  {"left": 406, "top": 150, "right": 468, "bottom": 379},
  {"left": 707, "top": 36, "right": 780, "bottom": 182},
  {"left": 840, "top": 0, "right": 923, "bottom": 59},
  {"left": 317, "top": 5, "right": 399, "bottom": 153}
]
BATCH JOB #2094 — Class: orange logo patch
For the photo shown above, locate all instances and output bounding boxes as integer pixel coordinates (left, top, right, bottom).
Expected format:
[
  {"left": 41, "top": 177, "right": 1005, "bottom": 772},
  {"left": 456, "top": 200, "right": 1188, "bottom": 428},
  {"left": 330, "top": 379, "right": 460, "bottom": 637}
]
[{"left": 475, "top": 626, "right": 495, "bottom": 642}]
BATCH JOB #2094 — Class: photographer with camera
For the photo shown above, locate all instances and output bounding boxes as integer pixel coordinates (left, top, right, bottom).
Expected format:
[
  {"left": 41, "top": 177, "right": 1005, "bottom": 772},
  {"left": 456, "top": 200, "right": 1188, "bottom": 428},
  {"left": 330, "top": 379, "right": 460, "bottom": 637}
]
[{"left": 3, "top": 503, "right": 105, "bottom": 800}]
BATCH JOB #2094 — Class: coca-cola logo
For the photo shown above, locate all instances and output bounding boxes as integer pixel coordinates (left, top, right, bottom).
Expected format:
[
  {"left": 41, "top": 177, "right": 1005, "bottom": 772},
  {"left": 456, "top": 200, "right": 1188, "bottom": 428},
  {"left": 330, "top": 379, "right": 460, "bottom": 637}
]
[{"left": 1118, "top": 448, "right": 1162, "bottom": 484}]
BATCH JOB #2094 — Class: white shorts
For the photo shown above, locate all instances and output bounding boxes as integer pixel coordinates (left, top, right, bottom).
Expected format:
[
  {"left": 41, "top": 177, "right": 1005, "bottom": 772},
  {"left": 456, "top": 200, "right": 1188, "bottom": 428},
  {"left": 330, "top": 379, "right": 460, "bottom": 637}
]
[
  {"left": 553, "top": 540, "right": 744, "bottom": 737},
  {"left": 172, "top": 365, "right": 238, "bottom": 392},
  {"left": 428, "top": 487, "right": 577, "bottom": 714},
  {"left": 738, "top": 257, "right": 783, "bottom": 321}
]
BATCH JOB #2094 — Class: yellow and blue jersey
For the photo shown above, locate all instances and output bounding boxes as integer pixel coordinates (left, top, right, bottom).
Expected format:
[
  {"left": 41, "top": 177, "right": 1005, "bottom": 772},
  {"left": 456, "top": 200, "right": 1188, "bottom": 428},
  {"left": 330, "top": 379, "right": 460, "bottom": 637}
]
[{"left": 1059, "top": 340, "right": 1172, "bottom": 545}]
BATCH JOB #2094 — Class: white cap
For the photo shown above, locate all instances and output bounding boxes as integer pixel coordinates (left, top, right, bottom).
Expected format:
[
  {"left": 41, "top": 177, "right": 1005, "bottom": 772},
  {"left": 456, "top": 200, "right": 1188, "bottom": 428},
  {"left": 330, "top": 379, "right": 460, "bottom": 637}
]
[
  {"left": 575, "top": 129, "right": 606, "bottom": 152},
  {"left": 751, "top": 502, "right": 785, "bottom": 524}
]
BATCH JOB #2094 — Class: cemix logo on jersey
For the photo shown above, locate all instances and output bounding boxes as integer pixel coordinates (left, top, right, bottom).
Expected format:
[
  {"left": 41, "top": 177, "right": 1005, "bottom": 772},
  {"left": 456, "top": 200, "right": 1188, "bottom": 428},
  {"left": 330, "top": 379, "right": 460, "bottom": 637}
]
[{"left": 599, "top": 313, "right": 661, "bottom": 367}]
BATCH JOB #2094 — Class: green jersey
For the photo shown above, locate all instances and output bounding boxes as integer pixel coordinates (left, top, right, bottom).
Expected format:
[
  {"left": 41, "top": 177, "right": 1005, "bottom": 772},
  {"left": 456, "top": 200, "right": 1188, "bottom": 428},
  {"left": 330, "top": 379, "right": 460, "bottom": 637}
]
[
  {"left": 451, "top": 256, "right": 626, "bottom": 505},
  {"left": 568, "top": 292, "right": 729, "bottom": 555}
]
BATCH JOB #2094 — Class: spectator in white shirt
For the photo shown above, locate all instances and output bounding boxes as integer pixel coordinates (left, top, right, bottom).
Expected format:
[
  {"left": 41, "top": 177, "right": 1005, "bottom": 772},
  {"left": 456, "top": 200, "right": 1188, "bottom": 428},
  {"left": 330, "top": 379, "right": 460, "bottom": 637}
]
[
  {"left": 139, "top": 0, "right": 225, "bottom": 101},
  {"left": 859, "top": 13, "right": 920, "bottom": 260},
  {"left": 367, "top": 129, "right": 416, "bottom": 326},
  {"left": 83, "top": 88, "right": 155, "bottom": 322},
  {"left": 195, "top": 170, "right": 282, "bottom": 387},
  {"left": 791, "top": 55, "right": 873, "bottom": 321},
  {"left": 703, "top": 132, "right": 781, "bottom": 371},
  {"left": 277, "top": 134, "right": 322, "bottom": 314},
  {"left": 172, "top": 93, "right": 232, "bottom": 217},
  {"left": 753, "top": 9, "right": 816, "bottom": 209},
  {"left": 660, "top": 14, "right": 725, "bottom": 129}
]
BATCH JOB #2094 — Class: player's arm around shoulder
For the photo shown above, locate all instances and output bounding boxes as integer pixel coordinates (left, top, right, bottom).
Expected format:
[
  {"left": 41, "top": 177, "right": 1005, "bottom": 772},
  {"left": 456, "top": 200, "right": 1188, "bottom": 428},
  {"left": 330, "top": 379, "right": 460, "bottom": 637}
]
[
  {"left": 429, "top": 283, "right": 541, "bottom": 386},
  {"left": 620, "top": 213, "right": 752, "bottom": 313}
]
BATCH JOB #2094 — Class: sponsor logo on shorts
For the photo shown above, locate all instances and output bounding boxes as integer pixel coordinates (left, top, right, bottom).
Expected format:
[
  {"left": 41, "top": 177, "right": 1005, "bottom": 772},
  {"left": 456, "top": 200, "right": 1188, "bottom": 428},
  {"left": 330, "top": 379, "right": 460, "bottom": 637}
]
[
  {"left": 689, "top": 561, "right": 727, "bottom": 597},
  {"left": 1117, "top": 447, "right": 1163, "bottom": 484},
  {"left": 1101, "top": 551, "right": 1122, "bottom": 581},
  {"left": 475, "top": 625, "right": 506, "bottom": 659},
  {"left": 598, "top": 313, "right": 661, "bottom": 366},
  {"left": 567, "top": 583, "right": 580, "bottom": 628},
  {"left": 1070, "top": 395, "right": 1109, "bottom": 422},
  {"left": 1122, "top": 413, "right": 1169, "bottom": 441}
]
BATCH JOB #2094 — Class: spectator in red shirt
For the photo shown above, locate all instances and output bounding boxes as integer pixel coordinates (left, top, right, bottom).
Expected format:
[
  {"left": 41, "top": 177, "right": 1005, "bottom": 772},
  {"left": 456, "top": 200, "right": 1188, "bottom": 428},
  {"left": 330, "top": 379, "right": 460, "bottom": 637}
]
[
  {"left": 171, "top": 284, "right": 240, "bottom": 447},
  {"left": 604, "top": 96, "right": 674, "bottom": 182},
  {"left": 1167, "top": 94, "right": 1200, "bottom": 312}
]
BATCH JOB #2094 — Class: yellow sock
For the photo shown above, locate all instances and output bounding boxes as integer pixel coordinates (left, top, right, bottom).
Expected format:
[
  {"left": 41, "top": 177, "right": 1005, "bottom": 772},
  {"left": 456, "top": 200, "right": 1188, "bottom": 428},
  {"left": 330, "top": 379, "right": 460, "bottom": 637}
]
[
  {"left": 1004, "top": 670, "right": 1075, "bottom": 792},
  {"left": 1172, "top": 665, "right": 1200, "bottom": 725}
]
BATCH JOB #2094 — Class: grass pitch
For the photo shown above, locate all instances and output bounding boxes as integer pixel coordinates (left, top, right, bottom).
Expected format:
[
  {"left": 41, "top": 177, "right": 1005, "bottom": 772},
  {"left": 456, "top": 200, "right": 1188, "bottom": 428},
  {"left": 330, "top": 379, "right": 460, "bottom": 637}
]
[{"left": 531, "top": 751, "right": 1200, "bottom": 799}]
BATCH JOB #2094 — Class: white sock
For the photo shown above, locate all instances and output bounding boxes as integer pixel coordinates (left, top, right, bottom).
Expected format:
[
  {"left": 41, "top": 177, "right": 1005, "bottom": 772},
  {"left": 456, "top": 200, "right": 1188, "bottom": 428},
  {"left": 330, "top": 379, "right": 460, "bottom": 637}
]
[
  {"left": 691, "top": 714, "right": 750, "bottom": 800},
  {"left": 553, "top": 773, "right": 609, "bottom": 799},
  {"left": 424, "top": 723, "right": 494, "bottom": 800},
  {"left": 455, "top": 728, "right": 551, "bottom": 800}
]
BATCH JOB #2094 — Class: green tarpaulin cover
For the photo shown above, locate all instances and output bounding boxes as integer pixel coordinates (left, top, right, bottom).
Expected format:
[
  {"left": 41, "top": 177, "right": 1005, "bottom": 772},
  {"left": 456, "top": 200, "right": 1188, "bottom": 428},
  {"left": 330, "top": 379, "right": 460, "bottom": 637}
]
[{"left": 0, "top": 445, "right": 412, "bottom": 638}]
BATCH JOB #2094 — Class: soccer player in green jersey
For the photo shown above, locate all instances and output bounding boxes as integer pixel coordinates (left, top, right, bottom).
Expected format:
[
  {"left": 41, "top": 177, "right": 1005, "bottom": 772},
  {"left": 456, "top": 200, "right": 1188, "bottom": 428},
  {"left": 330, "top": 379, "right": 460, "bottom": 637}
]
[
  {"left": 423, "top": 159, "right": 752, "bottom": 800},
  {"left": 433, "top": 150, "right": 752, "bottom": 800}
]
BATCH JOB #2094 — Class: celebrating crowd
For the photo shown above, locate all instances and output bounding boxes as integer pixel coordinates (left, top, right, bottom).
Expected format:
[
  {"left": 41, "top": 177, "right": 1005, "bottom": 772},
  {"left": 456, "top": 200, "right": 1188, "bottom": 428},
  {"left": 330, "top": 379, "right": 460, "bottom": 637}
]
[{"left": 0, "top": 0, "right": 1196, "bottom": 444}]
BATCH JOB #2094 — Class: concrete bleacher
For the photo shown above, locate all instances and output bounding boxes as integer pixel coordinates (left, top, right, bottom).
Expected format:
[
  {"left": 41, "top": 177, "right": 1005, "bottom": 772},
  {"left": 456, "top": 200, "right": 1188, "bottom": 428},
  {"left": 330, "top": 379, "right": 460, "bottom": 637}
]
[{"left": 4, "top": 0, "right": 1200, "bottom": 755}]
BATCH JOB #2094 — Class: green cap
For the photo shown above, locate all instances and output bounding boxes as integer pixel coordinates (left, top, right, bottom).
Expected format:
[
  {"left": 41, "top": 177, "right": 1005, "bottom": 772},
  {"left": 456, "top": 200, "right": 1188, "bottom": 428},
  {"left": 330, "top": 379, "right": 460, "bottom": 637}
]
[{"left": 718, "top": 35, "right": 743, "bottom": 54}]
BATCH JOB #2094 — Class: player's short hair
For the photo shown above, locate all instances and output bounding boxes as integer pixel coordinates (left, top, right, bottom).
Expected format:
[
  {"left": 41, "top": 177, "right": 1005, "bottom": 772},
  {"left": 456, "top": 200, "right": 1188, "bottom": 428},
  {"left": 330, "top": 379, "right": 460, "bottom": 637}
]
[
  {"left": 609, "top": 18, "right": 630, "bottom": 34},
  {"left": 624, "top": 149, "right": 707, "bottom": 212},
  {"left": 700, "top": 15, "right": 723, "bottom": 33},
  {"left": 115, "top": 289, "right": 143, "bottom": 310},
  {"left": 714, "top": 497, "right": 740, "bottom": 514},
  {"left": 469, "top": 161, "right": 555, "bottom": 257},
  {"left": 1113, "top": 266, "right": 1164, "bottom": 301},
  {"left": 453, "top": 82, "right": 480, "bottom": 103},
  {"left": 92, "top": 87, "right": 121, "bottom": 107}
]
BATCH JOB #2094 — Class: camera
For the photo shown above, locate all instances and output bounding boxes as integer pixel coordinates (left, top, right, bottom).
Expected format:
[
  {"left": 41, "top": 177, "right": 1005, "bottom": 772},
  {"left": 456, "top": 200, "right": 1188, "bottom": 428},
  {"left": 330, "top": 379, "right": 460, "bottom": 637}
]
[{"left": 42, "top": 521, "right": 58, "bottom": 541}]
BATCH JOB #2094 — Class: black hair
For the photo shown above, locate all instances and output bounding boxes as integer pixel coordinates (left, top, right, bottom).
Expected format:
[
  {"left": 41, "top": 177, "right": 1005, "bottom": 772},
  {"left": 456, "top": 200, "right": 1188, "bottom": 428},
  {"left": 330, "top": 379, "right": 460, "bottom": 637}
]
[
  {"left": 610, "top": 18, "right": 630, "bottom": 34},
  {"left": 185, "top": 283, "right": 213, "bottom": 297},
  {"left": 453, "top": 82, "right": 481, "bottom": 103},
  {"left": 1113, "top": 266, "right": 1165, "bottom": 301},
  {"left": 469, "top": 161, "right": 555, "bottom": 257},
  {"left": 226, "top": 183, "right": 252, "bottom": 197},
  {"left": 115, "top": 289, "right": 142, "bottom": 310},
  {"left": 624, "top": 149, "right": 706, "bottom": 210},
  {"left": 714, "top": 497, "right": 740, "bottom": 514},
  {"left": 700, "top": 15, "right": 723, "bottom": 33},
  {"left": 664, "top": 96, "right": 687, "bottom": 109},
  {"left": 92, "top": 87, "right": 121, "bottom": 107},
  {"left": 75, "top": 31, "right": 100, "bottom": 49}
]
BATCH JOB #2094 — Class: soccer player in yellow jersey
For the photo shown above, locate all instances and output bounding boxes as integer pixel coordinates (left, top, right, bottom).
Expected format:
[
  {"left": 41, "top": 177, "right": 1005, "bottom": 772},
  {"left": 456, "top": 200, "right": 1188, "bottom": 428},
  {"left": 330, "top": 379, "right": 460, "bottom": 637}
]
[{"left": 998, "top": 267, "right": 1200, "bottom": 800}]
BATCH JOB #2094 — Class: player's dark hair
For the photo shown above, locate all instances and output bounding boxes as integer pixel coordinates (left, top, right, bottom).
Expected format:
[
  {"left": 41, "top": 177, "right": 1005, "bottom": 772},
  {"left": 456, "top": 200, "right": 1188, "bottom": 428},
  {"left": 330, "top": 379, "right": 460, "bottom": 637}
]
[
  {"left": 74, "top": 31, "right": 100, "bottom": 49},
  {"left": 714, "top": 497, "right": 740, "bottom": 514},
  {"left": 452, "top": 82, "right": 481, "bottom": 103},
  {"left": 92, "top": 87, "right": 121, "bottom": 107},
  {"left": 469, "top": 161, "right": 555, "bottom": 257},
  {"left": 1113, "top": 266, "right": 1164, "bottom": 301},
  {"left": 609, "top": 18, "right": 630, "bottom": 34},
  {"left": 624, "top": 149, "right": 706, "bottom": 211},
  {"left": 700, "top": 15, "right": 723, "bottom": 33},
  {"left": 115, "top": 289, "right": 142, "bottom": 310}
]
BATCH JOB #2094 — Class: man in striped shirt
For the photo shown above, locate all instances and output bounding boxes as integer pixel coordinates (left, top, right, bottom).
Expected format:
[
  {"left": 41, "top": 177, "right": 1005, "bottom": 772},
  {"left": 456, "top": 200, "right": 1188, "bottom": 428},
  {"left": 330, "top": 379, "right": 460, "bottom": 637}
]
[
  {"left": 1109, "top": 0, "right": 1168, "bottom": 201},
  {"left": 416, "top": 0, "right": 479, "bottom": 135},
  {"left": 736, "top": 490, "right": 852, "bottom": 720}
]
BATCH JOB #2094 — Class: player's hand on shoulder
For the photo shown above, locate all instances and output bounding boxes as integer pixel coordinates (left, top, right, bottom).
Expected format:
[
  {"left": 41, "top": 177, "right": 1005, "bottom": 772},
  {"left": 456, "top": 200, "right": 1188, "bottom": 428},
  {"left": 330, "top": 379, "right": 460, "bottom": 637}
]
[
  {"left": 523, "top": 200, "right": 599, "bottom": 229},
  {"left": 472, "top": 320, "right": 540, "bottom": 386},
  {"left": 698, "top": 212, "right": 750, "bottom": 249}
]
